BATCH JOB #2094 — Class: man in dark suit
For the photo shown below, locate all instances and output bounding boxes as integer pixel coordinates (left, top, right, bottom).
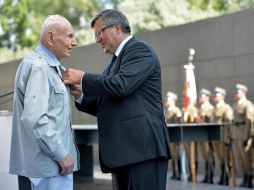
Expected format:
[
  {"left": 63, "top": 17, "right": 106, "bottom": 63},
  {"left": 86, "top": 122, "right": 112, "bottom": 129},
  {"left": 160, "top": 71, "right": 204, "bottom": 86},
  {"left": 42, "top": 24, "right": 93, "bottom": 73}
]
[{"left": 63, "top": 9, "right": 171, "bottom": 190}]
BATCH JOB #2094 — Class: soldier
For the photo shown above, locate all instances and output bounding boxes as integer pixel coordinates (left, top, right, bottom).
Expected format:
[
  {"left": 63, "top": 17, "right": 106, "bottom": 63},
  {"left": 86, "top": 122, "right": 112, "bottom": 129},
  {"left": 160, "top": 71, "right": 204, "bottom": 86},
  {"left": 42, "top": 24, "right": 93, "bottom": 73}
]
[
  {"left": 164, "top": 91, "right": 182, "bottom": 180},
  {"left": 183, "top": 102, "right": 199, "bottom": 182},
  {"left": 197, "top": 89, "right": 214, "bottom": 183},
  {"left": 232, "top": 84, "right": 254, "bottom": 188},
  {"left": 212, "top": 87, "right": 233, "bottom": 185}
]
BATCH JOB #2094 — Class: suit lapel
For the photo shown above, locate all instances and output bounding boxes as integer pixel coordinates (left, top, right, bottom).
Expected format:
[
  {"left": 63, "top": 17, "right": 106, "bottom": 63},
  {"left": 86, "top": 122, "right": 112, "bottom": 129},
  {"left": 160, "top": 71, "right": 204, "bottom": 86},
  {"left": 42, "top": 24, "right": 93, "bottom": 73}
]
[
  {"left": 106, "top": 37, "right": 137, "bottom": 76},
  {"left": 107, "top": 55, "right": 118, "bottom": 76},
  {"left": 103, "top": 55, "right": 117, "bottom": 75}
]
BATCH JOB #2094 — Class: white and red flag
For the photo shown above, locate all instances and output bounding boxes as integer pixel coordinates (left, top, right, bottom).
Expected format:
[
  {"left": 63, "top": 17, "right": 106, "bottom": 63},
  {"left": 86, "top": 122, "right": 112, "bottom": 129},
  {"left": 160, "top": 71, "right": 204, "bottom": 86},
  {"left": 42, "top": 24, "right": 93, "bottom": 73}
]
[
  {"left": 181, "top": 48, "right": 197, "bottom": 182},
  {"left": 183, "top": 49, "right": 197, "bottom": 108}
]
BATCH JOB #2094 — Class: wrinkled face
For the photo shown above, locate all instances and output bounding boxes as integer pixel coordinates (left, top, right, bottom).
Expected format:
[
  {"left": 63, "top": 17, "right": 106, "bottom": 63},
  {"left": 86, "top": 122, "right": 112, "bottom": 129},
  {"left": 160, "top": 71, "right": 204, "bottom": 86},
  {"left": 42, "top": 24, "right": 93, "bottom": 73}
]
[
  {"left": 51, "top": 22, "right": 77, "bottom": 60},
  {"left": 93, "top": 17, "right": 119, "bottom": 55}
]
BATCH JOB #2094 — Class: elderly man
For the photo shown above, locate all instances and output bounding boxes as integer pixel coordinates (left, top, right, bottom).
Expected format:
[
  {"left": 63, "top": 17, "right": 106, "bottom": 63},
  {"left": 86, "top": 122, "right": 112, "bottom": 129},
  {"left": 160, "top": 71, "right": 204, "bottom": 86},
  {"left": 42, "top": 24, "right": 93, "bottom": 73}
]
[
  {"left": 63, "top": 9, "right": 170, "bottom": 190},
  {"left": 9, "top": 15, "right": 79, "bottom": 190}
]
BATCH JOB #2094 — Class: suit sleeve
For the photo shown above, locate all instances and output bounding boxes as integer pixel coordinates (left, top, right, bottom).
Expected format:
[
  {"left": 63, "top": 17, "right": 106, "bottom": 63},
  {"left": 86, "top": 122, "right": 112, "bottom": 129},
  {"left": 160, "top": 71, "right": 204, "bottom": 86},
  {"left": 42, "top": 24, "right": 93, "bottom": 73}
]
[
  {"left": 82, "top": 41, "right": 156, "bottom": 98},
  {"left": 20, "top": 64, "right": 68, "bottom": 161},
  {"left": 75, "top": 96, "right": 98, "bottom": 116}
]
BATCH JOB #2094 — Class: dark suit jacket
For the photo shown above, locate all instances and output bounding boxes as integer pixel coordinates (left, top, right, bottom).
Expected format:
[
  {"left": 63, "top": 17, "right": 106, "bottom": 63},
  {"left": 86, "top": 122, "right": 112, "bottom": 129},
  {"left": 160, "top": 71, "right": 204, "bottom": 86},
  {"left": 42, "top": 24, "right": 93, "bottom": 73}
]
[{"left": 76, "top": 36, "right": 171, "bottom": 172}]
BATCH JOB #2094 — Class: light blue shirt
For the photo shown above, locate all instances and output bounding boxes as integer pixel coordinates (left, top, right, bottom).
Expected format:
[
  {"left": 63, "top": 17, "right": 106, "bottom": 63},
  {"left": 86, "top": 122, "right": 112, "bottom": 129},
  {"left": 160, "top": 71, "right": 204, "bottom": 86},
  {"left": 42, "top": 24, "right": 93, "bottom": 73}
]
[
  {"left": 9, "top": 45, "right": 79, "bottom": 177},
  {"left": 40, "top": 44, "right": 61, "bottom": 66}
]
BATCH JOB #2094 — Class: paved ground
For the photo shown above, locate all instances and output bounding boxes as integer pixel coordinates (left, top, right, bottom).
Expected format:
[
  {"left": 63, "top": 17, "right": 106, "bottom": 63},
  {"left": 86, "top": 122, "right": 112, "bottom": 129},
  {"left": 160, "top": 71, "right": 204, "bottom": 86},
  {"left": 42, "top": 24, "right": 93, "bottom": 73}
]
[
  {"left": 74, "top": 178, "right": 251, "bottom": 190},
  {"left": 74, "top": 168, "right": 251, "bottom": 190}
]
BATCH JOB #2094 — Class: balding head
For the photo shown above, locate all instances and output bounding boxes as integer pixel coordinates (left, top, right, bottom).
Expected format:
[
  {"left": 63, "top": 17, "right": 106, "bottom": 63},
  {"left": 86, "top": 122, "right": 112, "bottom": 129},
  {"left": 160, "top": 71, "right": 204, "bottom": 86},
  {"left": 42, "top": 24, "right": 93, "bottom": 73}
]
[
  {"left": 40, "top": 15, "right": 71, "bottom": 43},
  {"left": 39, "top": 14, "right": 76, "bottom": 60}
]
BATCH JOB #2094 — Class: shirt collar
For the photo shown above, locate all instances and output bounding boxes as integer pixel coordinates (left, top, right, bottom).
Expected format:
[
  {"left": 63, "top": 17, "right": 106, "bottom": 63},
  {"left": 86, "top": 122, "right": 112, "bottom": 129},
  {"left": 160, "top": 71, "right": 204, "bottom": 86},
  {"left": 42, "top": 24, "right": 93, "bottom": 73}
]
[
  {"left": 238, "top": 96, "right": 246, "bottom": 104},
  {"left": 201, "top": 101, "right": 210, "bottom": 109},
  {"left": 167, "top": 104, "right": 176, "bottom": 111},
  {"left": 114, "top": 35, "right": 133, "bottom": 57},
  {"left": 39, "top": 44, "right": 62, "bottom": 66},
  {"left": 216, "top": 100, "right": 225, "bottom": 108}
]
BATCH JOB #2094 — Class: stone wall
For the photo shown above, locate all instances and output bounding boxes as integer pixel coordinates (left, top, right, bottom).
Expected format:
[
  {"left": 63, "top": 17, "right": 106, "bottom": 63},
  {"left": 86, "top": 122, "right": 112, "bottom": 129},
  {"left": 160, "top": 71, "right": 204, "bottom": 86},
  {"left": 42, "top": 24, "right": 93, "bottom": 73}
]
[{"left": 1, "top": 9, "right": 254, "bottom": 125}]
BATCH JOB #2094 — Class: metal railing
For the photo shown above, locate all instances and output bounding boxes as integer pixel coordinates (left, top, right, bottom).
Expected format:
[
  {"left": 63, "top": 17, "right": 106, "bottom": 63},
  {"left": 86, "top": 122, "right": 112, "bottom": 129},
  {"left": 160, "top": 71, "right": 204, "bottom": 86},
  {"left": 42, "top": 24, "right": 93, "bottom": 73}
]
[
  {"left": 0, "top": 91, "right": 14, "bottom": 99},
  {"left": 0, "top": 91, "right": 14, "bottom": 106}
]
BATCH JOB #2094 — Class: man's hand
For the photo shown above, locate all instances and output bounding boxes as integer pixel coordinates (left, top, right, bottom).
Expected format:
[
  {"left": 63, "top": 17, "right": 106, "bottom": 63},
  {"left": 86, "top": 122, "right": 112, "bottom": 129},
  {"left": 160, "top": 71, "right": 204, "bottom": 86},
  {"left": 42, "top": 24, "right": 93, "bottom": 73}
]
[
  {"left": 243, "top": 139, "right": 248, "bottom": 147},
  {"left": 195, "top": 115, "right": 204, "bottom": 123},
  {"left": 71, "top": 84, "right": 82, "bottom": 99},
  {"left": 63, "top": 68, "right": 85, "bottom": 85},
  {"left": 244, "top": 137, "right": 253, "bottom": 152},
  {"left": 58, "top": 154, "right": 74, "bottom": 176}
]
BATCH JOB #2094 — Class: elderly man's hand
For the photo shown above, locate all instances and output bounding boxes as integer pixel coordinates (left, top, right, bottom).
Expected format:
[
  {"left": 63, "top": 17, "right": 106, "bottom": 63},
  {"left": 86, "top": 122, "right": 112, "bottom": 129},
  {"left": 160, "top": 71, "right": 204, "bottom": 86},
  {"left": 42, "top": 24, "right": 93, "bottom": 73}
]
[
  {"left": 71, "top": 84, "right": 82, "bottom": 100},
  {"left": 63, "top": 68, "right": 85, "bottom": 85},
  {"left": 58, "top": 154, "right": 74, "bottom": 176}
]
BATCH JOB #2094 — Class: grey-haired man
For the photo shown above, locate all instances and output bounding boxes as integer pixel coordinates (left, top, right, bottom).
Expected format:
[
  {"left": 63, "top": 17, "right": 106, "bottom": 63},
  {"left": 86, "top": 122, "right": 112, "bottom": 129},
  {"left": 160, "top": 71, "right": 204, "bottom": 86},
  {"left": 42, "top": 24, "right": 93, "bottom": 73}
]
[{"left": 9, "top": 15, "right": 79, "bottom": 190}]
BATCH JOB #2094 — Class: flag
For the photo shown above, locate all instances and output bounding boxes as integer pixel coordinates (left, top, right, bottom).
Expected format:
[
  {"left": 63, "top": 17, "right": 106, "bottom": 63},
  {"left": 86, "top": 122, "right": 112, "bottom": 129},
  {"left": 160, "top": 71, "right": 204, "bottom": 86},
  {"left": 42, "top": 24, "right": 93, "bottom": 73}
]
[
  {"left": 182, "top": 49, "right": 198, "bottom": 182},
  {"left": 183, "top": 58, "right": 197, "bottom": 108}
]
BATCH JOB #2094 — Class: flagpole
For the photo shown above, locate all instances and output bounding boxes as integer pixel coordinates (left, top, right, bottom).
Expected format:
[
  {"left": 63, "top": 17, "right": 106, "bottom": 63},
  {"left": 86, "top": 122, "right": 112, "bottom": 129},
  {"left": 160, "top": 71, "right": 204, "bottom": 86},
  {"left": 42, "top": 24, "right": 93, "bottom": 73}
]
[
  {"left": 181, "top": 48, "right": 197, "bottom": 182},
  {"left": 189, "top": 48, "right": 197, "bottom": 183}
]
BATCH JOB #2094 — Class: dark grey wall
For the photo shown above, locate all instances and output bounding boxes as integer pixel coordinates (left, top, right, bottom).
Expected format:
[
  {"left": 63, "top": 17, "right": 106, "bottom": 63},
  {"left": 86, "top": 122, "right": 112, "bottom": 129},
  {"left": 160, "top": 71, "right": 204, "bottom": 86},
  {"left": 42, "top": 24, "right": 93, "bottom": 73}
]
[
  {"left": 1, "top": 8, "right": 254, "bottom": 124},
  {"left": 140, "top": 8, "right": 254, "bottom": 109},
  {"left": 0, "top": 59, "right": 20, "bottom": 111}
]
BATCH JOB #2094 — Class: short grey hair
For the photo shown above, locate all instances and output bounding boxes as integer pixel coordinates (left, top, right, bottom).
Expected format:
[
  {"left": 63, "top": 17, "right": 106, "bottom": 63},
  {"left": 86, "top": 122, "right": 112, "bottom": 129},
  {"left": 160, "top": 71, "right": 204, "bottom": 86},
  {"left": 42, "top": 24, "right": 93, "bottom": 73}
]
[
  {"left": 40, "top": 14, "right": 70, "bottom": 42},
  {"left": 91, "top": 9, "right": 131, "bottom": 34}
]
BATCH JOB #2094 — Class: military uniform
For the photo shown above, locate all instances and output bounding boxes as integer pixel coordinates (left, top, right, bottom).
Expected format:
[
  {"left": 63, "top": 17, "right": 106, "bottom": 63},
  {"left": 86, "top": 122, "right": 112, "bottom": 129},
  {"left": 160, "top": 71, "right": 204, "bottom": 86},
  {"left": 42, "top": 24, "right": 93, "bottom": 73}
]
[
  {"left": 165, "top": 92, "right": 182, "bottom": 180},
  {"left": 183, "top": 103, "right": 198, "bottom": 182},
  {"left": 212, "top": 87, "right": 233, "bottom": 185},
  {"left": 232, "top": 84, "right": 254, "bottom": 188},
  {"left": 197, "top": 89, "right": 214, "bottom": 183}
]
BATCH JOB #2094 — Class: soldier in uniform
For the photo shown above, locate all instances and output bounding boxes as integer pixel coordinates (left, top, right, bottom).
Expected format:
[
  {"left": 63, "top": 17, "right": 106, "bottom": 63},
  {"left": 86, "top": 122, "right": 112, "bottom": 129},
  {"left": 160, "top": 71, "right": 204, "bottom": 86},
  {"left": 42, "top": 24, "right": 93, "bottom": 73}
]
[
  {"left": 212, "top": 87, "right": 233, "bottom": 185},
  {"left": 197, "top": 89, "right": 214, "bottom": 183},
  {"left": 183, "top": 102, "right": 199, "bottom": 182},
  {"left": 164, "top": 91, "right": 182, "bottom": 180},
  {"left": 232, "top": 84, "right": 254, "bottom": 188}
]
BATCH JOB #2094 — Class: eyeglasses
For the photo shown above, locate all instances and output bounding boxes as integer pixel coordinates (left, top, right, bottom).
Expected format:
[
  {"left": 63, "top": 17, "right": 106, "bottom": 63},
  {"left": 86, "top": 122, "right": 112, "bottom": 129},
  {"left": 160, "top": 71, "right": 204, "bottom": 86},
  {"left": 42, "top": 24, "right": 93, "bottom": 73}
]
[{"left": 94, "top": 24, "right": 114, "bottom": 39}]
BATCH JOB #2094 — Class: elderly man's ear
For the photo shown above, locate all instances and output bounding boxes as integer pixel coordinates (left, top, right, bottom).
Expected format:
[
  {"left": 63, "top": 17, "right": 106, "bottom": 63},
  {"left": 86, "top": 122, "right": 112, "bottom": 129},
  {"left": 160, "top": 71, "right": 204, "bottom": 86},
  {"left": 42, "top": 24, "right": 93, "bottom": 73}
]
[{"left": 46, "top": 31, "right": 54, "bottom": 46}]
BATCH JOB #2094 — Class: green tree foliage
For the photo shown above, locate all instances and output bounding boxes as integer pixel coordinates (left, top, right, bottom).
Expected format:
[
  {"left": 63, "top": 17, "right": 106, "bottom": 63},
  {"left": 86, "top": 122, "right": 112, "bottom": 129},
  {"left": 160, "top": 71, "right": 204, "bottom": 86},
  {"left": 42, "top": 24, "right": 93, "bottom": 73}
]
[
  {"left": 0, "top": 0, "right": 102, "bottom": 50},
  {"left": 189, "top": 0, "right": 254, "bottom": 12},
  {"left": 117, "top": 0, "right": 206, "bottom": 33},
  {"left": 0, "top": 0, "right": 30, "bottom": 49},
  {"left": 117, "top": 0, "right": 254, "bottom": 34},
  {"left": 1, "top": 0, "right": 254, "bottom": 63}
]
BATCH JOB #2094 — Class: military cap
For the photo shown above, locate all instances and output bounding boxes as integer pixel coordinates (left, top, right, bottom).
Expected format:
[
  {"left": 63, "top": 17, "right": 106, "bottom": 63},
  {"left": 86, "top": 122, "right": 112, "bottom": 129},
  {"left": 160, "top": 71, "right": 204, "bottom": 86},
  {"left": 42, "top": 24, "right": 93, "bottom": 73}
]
[
  {"left": 166, "top": 91, "right": 177, "bottom": 101},
  {"left": 235, "top": 83, "right": 248, "bottom": 93},
  {"left": 199, "top": 88, "right": 211, "bottom": 97},
  {"left": 214, "top": 86, "right": 226, "bottom": 96}
]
